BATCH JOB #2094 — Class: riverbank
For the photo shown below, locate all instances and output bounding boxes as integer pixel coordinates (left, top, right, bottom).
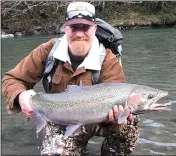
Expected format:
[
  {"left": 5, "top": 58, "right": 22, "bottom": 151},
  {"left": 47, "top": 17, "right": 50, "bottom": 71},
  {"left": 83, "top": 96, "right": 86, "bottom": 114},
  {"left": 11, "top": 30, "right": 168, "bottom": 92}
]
[
  {"left": 96, "top": 2, "right": 176, "bottom": 29},
  {"left": 1, "top": 1, "right": 176, "bottom": 36}
]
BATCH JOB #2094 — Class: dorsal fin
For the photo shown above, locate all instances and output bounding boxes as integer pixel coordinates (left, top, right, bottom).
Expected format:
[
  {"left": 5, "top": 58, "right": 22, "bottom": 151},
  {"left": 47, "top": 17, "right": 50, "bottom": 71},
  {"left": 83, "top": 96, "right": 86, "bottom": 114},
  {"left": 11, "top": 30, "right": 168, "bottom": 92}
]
[{"left": 65, "top": 85, "right": 83, "bottom": 92}]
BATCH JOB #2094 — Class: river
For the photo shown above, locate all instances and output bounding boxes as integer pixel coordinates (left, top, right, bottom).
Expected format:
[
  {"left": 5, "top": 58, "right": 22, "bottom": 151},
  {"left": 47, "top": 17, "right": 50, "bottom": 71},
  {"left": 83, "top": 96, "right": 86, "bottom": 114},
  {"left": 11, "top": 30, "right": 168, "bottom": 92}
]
[{"left": 1, "top": 28, "right": 176, "bottom": 155}]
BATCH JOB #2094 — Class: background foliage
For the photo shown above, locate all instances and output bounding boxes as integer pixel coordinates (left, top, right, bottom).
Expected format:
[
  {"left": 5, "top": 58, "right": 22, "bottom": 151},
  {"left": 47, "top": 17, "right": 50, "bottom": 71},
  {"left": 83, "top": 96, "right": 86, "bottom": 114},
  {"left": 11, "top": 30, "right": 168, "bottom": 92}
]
[{"left": 1, "top": 1, "right": 176, "bottom": 35}]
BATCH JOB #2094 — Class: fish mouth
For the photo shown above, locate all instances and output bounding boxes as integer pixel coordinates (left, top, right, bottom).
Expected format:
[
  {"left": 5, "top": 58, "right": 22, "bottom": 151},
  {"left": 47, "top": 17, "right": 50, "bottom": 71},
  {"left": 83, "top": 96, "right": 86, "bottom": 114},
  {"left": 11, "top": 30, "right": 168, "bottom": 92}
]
[
  {"left": 150, "top": 100, "right": 176, "bottom": 111},
  {"left": 149, "top": 101, "right": 172, "bottom": 111},
  {"left": 133, "top": 92, "right": 171, "bottom": 115},
  {"left": 149, "top": 92, "right": 170, "bottom": 111}
]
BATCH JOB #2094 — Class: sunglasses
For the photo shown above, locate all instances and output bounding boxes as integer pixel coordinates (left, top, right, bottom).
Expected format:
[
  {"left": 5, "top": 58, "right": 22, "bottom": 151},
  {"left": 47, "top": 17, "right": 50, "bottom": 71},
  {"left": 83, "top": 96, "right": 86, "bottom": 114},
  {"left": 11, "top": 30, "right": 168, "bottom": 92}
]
[
  {"left": 70, "top": 24, "right": 92, "bottom": 32},
  {"left": 66, "top": 10, "right": 95, "bottom": 21}
]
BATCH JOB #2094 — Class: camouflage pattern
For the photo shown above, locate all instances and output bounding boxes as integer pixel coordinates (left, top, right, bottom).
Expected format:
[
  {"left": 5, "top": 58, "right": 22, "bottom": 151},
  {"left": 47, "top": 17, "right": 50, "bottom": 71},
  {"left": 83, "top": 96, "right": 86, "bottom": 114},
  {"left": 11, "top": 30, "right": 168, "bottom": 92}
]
[
  {"left": 39, "top": 118, "right": 140, "bottom": 156},
  {"left": 101, "top": 118, "right": 140, "bottom": 156},
  {"left": 40, "top": 123, "right": 96, "bottom": 156}
]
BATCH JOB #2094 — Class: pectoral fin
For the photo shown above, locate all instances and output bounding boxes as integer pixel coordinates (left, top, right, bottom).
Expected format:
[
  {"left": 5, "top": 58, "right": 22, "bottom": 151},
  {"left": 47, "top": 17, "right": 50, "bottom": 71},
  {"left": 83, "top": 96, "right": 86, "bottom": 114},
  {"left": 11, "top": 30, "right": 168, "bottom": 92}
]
[
  {"left": 118, "top": 108, "right": 130, "bottom": 124},
  {"left": 64, "top": 124, "right": 83, "bottom": 137},
  {"left": 66, "top": 85, "right": 83, "bottom": 92}
]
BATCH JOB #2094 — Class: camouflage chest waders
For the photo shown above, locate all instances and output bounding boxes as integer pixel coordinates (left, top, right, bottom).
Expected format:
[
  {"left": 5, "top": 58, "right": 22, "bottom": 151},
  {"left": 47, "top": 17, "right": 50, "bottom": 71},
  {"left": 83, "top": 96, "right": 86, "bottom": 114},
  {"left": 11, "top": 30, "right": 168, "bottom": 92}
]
[
  {"left": 40, "top": 123, "right": 97, "bottom": 156},
  {"left": 39, "top": 118, "right": 140, "bottom": 156}
]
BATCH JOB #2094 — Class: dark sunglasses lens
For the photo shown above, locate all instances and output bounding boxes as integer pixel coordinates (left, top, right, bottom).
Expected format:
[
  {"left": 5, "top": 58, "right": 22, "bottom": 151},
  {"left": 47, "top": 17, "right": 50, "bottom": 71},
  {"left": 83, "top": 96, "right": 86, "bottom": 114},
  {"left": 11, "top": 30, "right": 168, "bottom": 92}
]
[
  {"left": 70, "top": 25, "right": 91, "bottom": 32},
  {"left": 67, "top": 10, "right": 95, "bottom": 21}
]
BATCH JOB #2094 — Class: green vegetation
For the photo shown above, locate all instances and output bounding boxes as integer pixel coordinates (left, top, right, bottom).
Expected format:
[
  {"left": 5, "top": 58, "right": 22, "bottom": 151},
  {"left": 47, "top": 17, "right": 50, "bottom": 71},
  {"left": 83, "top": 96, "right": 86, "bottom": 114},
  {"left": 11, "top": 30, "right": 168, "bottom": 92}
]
[{"left": 1, "top": 1, "right": 176, "bottom": 35}]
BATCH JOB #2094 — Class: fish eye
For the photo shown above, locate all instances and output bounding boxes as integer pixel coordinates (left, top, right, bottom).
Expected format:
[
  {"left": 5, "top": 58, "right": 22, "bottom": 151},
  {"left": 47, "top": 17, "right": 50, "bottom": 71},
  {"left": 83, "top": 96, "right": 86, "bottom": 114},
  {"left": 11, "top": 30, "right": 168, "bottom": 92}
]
[{"left": 148, "top": 94, "right": 154, "bottom": 99}]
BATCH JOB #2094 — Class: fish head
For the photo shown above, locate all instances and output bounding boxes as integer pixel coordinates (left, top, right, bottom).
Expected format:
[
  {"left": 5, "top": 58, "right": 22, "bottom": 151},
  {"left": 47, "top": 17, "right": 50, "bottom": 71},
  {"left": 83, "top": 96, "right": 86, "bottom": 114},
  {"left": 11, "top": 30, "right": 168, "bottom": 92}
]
[{"left": 127, "top": 85, "right": 169, "bottom": 115}]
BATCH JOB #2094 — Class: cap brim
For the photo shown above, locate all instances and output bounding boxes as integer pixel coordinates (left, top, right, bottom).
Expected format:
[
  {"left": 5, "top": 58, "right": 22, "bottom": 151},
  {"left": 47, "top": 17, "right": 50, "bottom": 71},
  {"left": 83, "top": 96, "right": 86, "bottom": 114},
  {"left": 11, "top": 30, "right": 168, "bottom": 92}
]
[{"left": 65, "top": 18, "right": 95, "bottom": 26}]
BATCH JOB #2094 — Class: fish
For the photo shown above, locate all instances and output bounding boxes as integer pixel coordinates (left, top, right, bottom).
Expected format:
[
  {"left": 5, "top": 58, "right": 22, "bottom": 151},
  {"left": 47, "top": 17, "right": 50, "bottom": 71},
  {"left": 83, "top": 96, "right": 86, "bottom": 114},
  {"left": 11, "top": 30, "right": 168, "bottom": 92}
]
[{"left": 30, "top": 82, "right": 175, "bottom": 137}]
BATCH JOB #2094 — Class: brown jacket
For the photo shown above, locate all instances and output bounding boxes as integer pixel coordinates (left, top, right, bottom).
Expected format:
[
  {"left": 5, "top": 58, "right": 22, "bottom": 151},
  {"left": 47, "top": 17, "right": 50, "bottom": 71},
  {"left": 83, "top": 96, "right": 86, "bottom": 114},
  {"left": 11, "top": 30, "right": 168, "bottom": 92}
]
[{"left": 2, "top": 38, "right": 125, "bottom": 114}]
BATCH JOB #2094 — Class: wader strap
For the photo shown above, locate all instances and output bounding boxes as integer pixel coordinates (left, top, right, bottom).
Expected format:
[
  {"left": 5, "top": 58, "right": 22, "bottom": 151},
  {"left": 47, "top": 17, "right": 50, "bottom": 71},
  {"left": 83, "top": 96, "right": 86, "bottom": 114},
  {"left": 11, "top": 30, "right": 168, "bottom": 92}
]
[{"left": 42, "top": 38, "right": 61, "bottom": 93}]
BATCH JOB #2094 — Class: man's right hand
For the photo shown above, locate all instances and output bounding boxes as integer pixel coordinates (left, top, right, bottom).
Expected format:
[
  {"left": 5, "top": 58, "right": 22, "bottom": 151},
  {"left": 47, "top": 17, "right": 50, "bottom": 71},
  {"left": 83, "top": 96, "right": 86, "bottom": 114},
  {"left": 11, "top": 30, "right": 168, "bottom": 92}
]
[{"left": 18, "top": 90, "right": 37, "bottom": 118}]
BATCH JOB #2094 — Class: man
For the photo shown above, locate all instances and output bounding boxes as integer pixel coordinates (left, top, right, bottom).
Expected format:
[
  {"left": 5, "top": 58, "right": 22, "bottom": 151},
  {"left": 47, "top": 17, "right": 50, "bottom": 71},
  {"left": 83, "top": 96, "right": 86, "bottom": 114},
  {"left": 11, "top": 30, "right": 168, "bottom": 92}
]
[{"left": 2, "top": 2, "right": 139, "bottom": 156}]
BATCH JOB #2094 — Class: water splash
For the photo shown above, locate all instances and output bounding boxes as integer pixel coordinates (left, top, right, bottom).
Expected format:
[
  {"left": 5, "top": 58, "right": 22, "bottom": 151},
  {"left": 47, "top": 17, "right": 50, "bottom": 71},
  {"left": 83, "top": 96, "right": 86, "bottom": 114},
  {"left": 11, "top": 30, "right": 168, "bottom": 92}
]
[
  {"left": 138, "top": 138, "right": 176, "bottom": 147},
  {"left": 149, "top": 149, "right": 165, "bottom": 155},
  {"left": 143, "top": 119, "right": 165, "bottom": 128}
]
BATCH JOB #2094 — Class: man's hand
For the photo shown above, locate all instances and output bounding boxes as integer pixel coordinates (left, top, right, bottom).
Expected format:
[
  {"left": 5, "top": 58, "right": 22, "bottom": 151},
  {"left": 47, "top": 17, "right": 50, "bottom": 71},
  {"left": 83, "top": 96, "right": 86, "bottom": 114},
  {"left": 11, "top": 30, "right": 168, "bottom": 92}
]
[
  {"left": 108, "top": 105, "right": 133, "bottom": 124},
  {"left": 19, "top": 90, "right": 36, "bottom": 118}
]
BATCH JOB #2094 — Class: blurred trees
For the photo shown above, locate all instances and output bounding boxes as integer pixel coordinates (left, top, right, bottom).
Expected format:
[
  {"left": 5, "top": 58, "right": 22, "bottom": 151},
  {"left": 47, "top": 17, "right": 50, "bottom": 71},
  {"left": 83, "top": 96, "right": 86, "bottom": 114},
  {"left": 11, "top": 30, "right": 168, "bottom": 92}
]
[
  {"left": 1, "top": 1, "right": 176, "bottom": 35},
  {"left": 1, "top": 1, "right": 69, "bottom": 34}
]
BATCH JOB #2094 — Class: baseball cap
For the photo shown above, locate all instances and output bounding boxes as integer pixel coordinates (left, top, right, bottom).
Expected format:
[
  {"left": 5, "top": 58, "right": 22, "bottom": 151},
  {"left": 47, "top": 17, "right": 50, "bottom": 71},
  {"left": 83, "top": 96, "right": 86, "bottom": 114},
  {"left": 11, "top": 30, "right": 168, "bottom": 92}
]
[{"left": 65, "top": 2, "right": 96, "bottom": 26}]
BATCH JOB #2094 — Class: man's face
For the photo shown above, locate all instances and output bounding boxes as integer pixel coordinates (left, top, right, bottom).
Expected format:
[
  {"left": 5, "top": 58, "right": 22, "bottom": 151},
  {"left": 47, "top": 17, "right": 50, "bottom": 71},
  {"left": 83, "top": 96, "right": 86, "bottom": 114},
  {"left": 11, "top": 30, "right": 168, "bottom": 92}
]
[{"left": 64, "top": 23, "right": 97, "bottom": 60}]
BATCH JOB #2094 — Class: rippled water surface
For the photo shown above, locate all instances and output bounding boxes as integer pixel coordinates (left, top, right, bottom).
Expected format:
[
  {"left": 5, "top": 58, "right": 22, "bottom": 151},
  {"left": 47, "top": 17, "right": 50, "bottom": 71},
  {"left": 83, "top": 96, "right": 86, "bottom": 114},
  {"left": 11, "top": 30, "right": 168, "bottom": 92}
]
[{"left": 1, "top": 28, "right": 176, "bottom": 155}]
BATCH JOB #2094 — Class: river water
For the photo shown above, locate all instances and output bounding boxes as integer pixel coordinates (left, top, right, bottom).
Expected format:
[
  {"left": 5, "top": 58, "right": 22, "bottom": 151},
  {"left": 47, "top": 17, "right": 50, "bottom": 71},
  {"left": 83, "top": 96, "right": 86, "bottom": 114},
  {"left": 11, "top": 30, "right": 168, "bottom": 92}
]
[{"left": 1, "top": 28, "right": 176, "bottom": 155}]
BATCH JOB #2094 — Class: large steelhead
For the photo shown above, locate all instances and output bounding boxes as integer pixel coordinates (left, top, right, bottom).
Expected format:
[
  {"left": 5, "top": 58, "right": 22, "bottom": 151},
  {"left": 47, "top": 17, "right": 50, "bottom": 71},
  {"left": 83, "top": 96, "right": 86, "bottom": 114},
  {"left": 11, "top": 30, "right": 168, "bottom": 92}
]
[{"left": 31, "top": 82, "right": 174, "bottom": 136}]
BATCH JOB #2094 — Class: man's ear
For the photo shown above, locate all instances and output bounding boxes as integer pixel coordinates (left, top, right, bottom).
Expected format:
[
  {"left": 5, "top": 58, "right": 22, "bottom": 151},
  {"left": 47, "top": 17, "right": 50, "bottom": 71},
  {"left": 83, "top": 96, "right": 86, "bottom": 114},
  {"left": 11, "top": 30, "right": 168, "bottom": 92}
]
[
  {"left": 94, "top": 24, "right": 97, "bottom": 31},
  {"left": 64, "top": 24, "right": 68, "bottom": 32}
]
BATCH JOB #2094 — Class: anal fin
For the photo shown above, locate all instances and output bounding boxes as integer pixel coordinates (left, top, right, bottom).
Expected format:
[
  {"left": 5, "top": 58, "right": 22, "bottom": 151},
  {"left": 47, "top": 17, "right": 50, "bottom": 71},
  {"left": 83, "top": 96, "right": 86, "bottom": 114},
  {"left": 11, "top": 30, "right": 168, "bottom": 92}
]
[
  {"left": 33, "top": 112, "right": 47, "bottom": 134},
  {"left": 64, "top": 124, "right": 83, "bottom": 137}
]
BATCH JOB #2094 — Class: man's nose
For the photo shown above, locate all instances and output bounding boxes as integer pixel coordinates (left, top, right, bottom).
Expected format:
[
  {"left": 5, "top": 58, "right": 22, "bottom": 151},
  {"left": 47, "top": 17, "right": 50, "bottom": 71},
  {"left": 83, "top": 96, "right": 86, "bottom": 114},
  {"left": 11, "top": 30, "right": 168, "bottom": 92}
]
[{"left": 75, "top": 30, "right": 85, "bottom": 37}]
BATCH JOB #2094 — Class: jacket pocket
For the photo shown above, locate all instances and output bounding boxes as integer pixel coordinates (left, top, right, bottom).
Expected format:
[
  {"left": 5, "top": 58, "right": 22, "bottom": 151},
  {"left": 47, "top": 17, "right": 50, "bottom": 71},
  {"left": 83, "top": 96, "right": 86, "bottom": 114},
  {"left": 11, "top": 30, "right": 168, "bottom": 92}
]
[
  {"left": 51, "top": 73, "right": 69, "bottom": 93},
  {"left": 52, "top": 73, "right": 62, "bottom": 84},
  {"left": 51, "top": 73, "right": 63, "bottom": 93}
]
